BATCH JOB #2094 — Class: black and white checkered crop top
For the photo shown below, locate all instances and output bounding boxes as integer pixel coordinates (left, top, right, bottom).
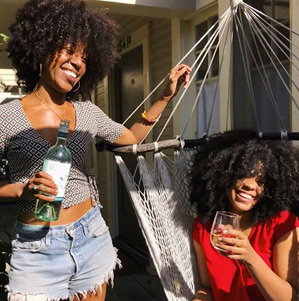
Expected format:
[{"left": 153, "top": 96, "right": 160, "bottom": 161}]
[{"left": 0, "top": 99, "right": 124, "bottom": 212}]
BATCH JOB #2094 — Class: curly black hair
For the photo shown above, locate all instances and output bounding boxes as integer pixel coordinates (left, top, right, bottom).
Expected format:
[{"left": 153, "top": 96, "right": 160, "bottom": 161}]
[
  {"left": 189, "top": 130, "right": 299, "bottom": 224},
  {"left": 7, "top": 0, "right": 119, "bottom": 99}
]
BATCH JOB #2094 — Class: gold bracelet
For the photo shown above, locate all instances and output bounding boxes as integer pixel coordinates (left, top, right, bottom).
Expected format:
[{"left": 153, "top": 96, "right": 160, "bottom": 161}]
[{"left": 141, "top": 111, "right": 159, "bottom": 124}]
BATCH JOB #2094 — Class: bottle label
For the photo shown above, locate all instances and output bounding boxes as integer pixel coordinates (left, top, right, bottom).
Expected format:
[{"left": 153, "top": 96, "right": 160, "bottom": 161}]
[{"left": 42, "top": 159, "right": 71, "bottom": 202}]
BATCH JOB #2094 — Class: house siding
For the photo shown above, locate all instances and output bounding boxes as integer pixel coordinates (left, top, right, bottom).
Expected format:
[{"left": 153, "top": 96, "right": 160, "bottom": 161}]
[
  {"left": 93, "top": 81, "right": 110, "bottom": 221},
  {"left": 149, "top": 19, "right": 173, "bottom": 141},
  {"left": 93, "top": 16, "right": 174, "bottom": 225}
]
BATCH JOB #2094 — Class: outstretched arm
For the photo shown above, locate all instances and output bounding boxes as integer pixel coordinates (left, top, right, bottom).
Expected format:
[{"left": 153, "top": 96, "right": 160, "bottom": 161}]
[
  {"left": 217, "top": 228, "right": 299, "bottom": 301},
  {"left": 114, "top": 64, "right": 191, "bottom": 145},
  {"left": 192, "top": 240, "right": 214, "bottom": 301}
]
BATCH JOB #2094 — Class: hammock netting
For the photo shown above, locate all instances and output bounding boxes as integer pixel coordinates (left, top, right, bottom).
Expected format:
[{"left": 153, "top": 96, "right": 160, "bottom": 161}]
[
  {"left": 97, "top": 1, "right": 299, "bottom": 299},
  {"left": 115, "top": 150, "right": 198, "bottom": 300}
]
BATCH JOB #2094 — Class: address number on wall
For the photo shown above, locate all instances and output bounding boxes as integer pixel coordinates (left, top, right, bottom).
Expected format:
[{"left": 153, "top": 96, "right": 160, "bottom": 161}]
[{"left": 117, "top": 35, "right": 132, "bottom": 53}]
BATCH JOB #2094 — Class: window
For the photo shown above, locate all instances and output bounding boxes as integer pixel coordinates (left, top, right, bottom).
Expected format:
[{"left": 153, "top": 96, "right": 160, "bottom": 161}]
[
  {"left": 194, "top": 15, "right": 220, "bottom": 137},
  {"left": 194, "top": 15, "right": 219, "bottom": 82},
  {"left": 233, "top": 0, "right": 290, "bottom": 132},
  {"left": 247, "top": 0, "right": 290, "bottom": 67}
]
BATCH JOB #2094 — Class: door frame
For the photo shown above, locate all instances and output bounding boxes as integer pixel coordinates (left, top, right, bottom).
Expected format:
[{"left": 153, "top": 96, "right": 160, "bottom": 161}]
[{"left": 108, "top": 24, "right": 150, "bottom": 238}]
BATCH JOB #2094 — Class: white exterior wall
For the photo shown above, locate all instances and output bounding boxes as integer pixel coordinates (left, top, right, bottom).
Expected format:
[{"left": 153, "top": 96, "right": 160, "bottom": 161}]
[
  {"left": 218, "top": 0, "right": 232, "bottom": 131},
  {"left": 2, "top": 0, "right": 297, "bottom": 234},
  {"left": 95, "top": 8, "right": 220, "bottom": 231},
  {"left": 180, "top": 2, "right": 219, "bottom": 138},
  {"left": 93, "top": 16, "right": 173, "bottom": 232},
  {"left": 92, "top": 81, "right": 113, "bottom": 225},
  {"left": 149, "top": 19, "right": 173, "bottom": 141}
]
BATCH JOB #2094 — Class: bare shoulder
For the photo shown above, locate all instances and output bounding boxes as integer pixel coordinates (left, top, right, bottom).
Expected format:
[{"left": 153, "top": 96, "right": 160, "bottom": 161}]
[{"left": 273, "top": 227, "right": 298, "bottom": 292}]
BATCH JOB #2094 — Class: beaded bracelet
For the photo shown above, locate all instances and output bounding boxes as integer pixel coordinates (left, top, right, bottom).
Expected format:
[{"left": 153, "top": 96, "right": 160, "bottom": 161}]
[{"left": 141, "top": 110, "right": 159, "bottom": 124}]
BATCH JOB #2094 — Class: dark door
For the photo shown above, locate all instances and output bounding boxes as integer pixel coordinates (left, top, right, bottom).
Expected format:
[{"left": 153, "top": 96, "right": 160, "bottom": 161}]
[{"left": 113, "top": 46, "right": 149, "bottom": 267}]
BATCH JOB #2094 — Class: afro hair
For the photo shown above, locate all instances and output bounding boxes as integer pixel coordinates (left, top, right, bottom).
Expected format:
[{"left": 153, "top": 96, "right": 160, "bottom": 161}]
[
  {"left": 189, "top": 130, "right": 299, "bottom": 223},
  {"left": 7, "top": 0, "right": 119, "bottom": 99}
]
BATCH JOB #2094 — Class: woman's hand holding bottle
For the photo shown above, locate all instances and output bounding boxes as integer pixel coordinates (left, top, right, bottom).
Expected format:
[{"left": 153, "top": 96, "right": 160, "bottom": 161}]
[{"left": 22, "top": 171, "right": 58, "bottom": 201}]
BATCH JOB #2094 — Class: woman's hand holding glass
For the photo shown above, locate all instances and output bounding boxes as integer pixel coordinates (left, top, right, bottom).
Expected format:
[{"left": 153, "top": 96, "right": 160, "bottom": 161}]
[
  {"left": 215, "top": 228, "right": 258, "bottom": 263},
  {"left": 210, "top": 211, "right": 240, "bottom": 255},
  {"left": 210, "top": 211, "right": 257, "bottom": 263}
]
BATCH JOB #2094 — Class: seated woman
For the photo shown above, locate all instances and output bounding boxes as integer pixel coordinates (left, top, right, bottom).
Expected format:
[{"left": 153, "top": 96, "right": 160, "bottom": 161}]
[{"left": 190, "top": 130, "right": 299, "bottom": 301}]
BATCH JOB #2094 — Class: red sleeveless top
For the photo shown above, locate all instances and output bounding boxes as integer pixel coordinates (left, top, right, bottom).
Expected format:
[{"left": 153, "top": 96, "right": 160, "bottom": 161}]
[{"left": 192, "top": 211, "right": 299, "bottom": 301}]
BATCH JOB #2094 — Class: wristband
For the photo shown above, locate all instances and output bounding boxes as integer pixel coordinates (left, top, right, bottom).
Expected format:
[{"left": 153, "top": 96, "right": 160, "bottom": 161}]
[{"left": 141, "top": 111, "right": 159, "bottom": 124}]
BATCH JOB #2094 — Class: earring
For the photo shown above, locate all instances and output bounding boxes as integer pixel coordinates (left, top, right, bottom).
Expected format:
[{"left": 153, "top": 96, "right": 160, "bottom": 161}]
[
  {"left": 71, "top": 81, "right": 80, "bottom": 93},
  {"left": 39, "top": 64, "right": 43, "bottom": 77}
]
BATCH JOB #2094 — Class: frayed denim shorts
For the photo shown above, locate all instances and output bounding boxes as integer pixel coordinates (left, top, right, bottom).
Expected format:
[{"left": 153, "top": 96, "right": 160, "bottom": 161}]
[{"left": 7, "top": 204, "right": 121, "bottom": 301}]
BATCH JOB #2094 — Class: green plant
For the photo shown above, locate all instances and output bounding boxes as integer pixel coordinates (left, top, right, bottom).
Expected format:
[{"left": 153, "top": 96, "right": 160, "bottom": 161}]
[{"left": 0, "top": 33, "right": 9, "bottom": 51}]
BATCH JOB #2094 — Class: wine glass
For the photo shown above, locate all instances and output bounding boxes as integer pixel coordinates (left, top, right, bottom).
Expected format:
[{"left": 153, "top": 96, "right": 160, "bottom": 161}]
[{"left": 210, "top": 211, "right": 240, "bottom": 253}]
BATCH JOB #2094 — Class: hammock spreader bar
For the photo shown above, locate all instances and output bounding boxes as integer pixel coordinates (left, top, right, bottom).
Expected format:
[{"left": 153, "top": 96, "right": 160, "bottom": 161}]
[{"left": 96, "top": 131, "right": 299, "bottom": 154}]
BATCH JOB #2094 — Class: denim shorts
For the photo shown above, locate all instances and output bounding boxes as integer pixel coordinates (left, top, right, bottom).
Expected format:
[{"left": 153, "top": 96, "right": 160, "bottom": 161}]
[{"left": 7, "top": 204, "right": 121, "bottom": 301}]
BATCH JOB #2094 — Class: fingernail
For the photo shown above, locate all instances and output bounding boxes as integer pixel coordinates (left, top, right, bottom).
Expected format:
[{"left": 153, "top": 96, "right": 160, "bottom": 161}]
[
  {"left": 222, "top": 230, "right": 227, "bottom": 234},
  {"left": 218, "top": 237, "right": 222, "bottom": 241}
]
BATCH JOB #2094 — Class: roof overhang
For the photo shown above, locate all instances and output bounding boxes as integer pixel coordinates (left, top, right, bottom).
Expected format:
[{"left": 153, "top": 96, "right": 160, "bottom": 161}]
[
  {"left": 87, "top": 0, "right": 195, "bottom": 18},
  {"left": 0, "top": 0, "right": 217, "bottom": 19},
  {"left": 92, "top": 0, "right": 196, "bottom": 11}
]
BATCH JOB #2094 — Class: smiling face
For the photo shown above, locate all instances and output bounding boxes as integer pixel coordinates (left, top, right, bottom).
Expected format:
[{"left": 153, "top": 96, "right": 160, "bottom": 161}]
[
  {"left": 226, "top": 165, "right": 265, "bottom": 215},
  {"left": 41, "top": 44, "right": 87, "bottom": 94}
]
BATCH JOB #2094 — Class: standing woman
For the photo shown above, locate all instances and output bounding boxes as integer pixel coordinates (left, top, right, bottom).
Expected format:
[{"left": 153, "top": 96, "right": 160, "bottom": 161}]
[
  {"left": 0, "top": 0, "right": 190, "bottom": 300},
  {"left": 190, "top": 130, "right": 299, "bottom": 301}
]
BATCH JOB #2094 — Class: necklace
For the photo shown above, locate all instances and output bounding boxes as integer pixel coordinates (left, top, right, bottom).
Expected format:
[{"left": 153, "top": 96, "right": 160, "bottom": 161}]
[{"left": 34, "top": 91, "right": 66, "bottom": 120}]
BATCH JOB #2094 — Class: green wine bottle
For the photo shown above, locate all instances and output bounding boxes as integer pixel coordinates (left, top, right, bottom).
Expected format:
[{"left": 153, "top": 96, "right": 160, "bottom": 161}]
[{"left": 35, "top": 119, "right": 72, "bottom": 221}]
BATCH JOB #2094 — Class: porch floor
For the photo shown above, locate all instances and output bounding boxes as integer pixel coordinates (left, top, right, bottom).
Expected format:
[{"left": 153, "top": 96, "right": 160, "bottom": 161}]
[{"left": 106, "top": 249, "right": 167, "bottom": 301}]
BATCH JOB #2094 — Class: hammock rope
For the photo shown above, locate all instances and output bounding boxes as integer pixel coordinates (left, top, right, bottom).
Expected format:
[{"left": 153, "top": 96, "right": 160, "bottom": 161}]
[
  {"left": 241, "top": 6, "right": 299, "bottom": 112},
  {"left": 243, "top": 2, "right": 299, "bottom": 37},
  {"left": 181, "top": 9, "right": 233, "bottom": 137},
  {"left": 121, "top": 8, "right": 232, "bottom": 131},
  {"left": 157, "top": 9, "right": 232, "bottom": 142},
  {"left": 235, "top": 9, "right": 285, "bottom": 129},
  {"left": 115, "top": 151, "right": 199, "bottom": 301},
  {"left": 96, "top": 2, "right": 299, "bottom": 300},
  {"left": 206, "top": 11, "right": 234, "bottom": 134}
]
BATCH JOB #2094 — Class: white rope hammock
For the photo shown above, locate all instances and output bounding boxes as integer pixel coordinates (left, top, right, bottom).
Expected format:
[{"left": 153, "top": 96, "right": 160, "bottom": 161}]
[
  {"left": 98, "top": 1, "right": 299, "bottom": 300},
  {"left": 115, "top": 150, "right": 198, "bottom": 300}
]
